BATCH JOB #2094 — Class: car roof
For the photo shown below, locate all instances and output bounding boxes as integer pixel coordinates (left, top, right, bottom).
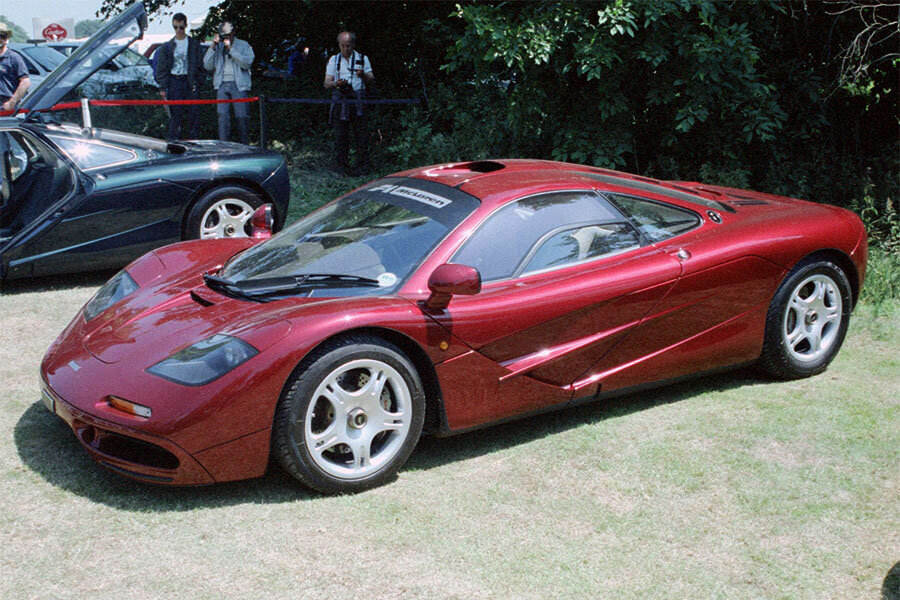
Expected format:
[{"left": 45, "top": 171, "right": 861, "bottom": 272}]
[{"left": 397, "top": 159, "right": 730, "bottom": 212}]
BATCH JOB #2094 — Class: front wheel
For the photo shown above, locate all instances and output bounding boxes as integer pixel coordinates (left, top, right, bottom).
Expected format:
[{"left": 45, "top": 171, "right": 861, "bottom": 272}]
[
  {"left": 758, "top": 259, "right": 852, "bottom": 379},
  {"left": 184, "top": 185, "right": 261, "bottom": 240},
  {"left": 272, "top": 335, "right": 425, "bottom": 494}
]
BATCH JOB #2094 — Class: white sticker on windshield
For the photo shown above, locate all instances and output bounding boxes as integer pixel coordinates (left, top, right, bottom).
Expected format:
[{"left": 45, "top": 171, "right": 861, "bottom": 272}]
[
  {"left": 377, "top": 272, "right": 398, "bottom": 287},
  {"left": 369, "top": 184, "right": 452, "bottom": 208}
]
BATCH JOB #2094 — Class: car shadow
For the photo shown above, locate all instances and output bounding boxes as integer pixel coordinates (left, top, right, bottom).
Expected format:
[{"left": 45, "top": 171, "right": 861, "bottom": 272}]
[
  {"left": 884, "top": 561, "right": 900, "bottom": 600},
  {"left": 0, "top": 269, "right": 118, "bottom": 295},
  {"left": 14, "top": 367, "right": 767, "bottom": 511}
]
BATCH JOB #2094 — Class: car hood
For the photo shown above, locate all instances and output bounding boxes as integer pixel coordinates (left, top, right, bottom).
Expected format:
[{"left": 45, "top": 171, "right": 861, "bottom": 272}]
[
  {"left": 76, "top": 239, "right": 272, "bottom": 365},
  {"left": 19, "top": 2, "right": 148, "bottom": 112},
  {"left": 82, "top": 281, "right": 294, "bottom": 366}
]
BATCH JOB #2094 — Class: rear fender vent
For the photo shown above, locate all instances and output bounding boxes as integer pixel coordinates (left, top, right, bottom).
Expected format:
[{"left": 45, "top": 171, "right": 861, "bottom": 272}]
[{"left": 730, "top": 199, "right": 769, "bottom": 206}]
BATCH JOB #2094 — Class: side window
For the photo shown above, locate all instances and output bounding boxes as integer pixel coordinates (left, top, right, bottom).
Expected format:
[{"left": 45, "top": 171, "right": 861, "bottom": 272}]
[
  {"left": 606, "top": 193, "right": 700, "bottom": 242},
  {"left": 523, "top": 223, "right": 641, "bottom": 274},
  {"left": 19, "top": 55, "right": 40, "bottom": 76},
  {"left": 47, "top": 136, "right": 137, "bottom": 171},
  {"left": 452, "top": 191, "right": 621, "bottom": 282},
  {"left": 1, "top": 131, "right": 32, "bottom": 182}
]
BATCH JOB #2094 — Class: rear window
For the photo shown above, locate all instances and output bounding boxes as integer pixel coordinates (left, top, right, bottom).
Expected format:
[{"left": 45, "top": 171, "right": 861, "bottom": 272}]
[{"left": 606, "top": 193, "right": 701, "bottom": 242}]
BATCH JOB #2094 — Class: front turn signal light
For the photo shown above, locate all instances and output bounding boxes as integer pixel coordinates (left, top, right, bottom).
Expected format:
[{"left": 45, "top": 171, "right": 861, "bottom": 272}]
[{"left": 107, "top": 396, "right": 152, "bottom": 419}]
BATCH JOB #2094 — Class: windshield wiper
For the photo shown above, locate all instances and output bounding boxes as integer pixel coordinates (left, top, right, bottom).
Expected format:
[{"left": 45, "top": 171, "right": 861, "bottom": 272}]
[
  {"left": 204, "top": 272, "right": 381, "bottom": 300},
  {"left": 202, "top": 273, "right": 261, "bottom": 301}
]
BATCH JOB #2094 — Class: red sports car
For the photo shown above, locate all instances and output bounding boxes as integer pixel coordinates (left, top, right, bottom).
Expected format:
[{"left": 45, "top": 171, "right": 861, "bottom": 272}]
[{"left": 40, "top": 160, "right": 867, "bottom": 493}]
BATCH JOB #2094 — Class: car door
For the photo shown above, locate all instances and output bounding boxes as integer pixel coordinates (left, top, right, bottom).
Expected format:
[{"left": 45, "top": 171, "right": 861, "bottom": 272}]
[
  {"left": 424, "top": 190, "right": 683, "bottom": 429},
  {"left": 585, "top": 192, "right": 787, "bottom": 393},
  {"left": 22, "top": 133, "right": 190, "bottom": 276},
  {"left": 0, "top": 127, "right": 80, "bottom": 279}
]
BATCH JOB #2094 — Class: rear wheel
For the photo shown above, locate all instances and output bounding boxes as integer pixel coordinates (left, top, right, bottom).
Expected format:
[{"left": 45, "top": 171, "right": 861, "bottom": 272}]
[
  {"left": 272, "top": 335, "right": 425, "bottom": 494},
  {"left": 185, "top": 185, "right": 261, "bottom": 240},
  {"left": 759, "top": 259, "right": 852, "bottom": 379}
]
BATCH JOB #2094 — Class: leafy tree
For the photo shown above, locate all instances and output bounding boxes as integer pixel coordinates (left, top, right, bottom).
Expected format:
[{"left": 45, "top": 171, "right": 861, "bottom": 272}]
[
  {"left": 0, "top": 15, "right": 29, "bottom": 42},
  {"left": 75, "top": 19, "right": 105, "bottom": 38}
]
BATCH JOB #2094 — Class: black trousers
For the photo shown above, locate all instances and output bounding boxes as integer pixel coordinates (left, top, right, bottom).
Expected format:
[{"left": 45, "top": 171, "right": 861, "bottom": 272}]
[
  {"left": 166, "top": 76, "right": 200, "bottom": 141},
  {"left": 333, "top": 111, "right": 369, "bottom": 170}
]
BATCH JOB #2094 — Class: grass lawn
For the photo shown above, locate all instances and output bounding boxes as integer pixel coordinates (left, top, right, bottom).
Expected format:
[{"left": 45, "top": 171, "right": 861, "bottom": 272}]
[
  {"left": 1, "top": 275, "right": 897, "bottom": 599},
  {"left": 0, "top": 158, "right": 897, "bottom": 598}
]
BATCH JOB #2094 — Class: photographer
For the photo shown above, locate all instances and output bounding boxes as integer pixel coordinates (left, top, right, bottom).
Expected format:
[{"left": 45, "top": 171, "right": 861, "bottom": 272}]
[
  {"left": 324, "top": 31, "right": 374, "bottom": 175},
  {"left": 203, "top": 21, "right": 254, "bottom": 145}
]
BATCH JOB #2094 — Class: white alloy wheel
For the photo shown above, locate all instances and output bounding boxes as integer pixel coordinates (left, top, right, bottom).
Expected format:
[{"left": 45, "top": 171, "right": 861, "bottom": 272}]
[
  {"left": 304, "top": 358, "right": 413, "bottom": 480},
  {"left": 781, "top": 273, "right": 843, "bottom": 363},
  {"left": 199, "top": 197, "right": 255, "bottom": 239},
  {"left": 759, "top": 259, "right": 852, "bottom": 380}
]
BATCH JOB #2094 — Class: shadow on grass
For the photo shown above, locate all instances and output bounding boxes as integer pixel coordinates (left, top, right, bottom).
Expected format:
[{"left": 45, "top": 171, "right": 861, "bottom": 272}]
[
  {"left": 884, "top": 561, "right": 900, "bottom": 600},
  {"left": 14, "top": 366, "right": 766, "bottom": 511},
  {"left": 0, "top": 269, "right": 118, "bottom": 296}
]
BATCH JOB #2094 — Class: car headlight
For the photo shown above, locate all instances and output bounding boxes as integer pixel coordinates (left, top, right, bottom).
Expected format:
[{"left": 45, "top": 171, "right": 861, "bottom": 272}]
[
  {"left": 146, "top": 335, "right": 258, "bottom": 386},
  {"left": 84, "top": 269, "right": 139, "bottom": 321}
]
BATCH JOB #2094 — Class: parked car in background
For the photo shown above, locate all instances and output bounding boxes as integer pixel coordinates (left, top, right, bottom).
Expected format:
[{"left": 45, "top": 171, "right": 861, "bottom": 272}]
[
  {"left": 38, "top": 158, "right": 866, "bottom": 494},
  {"left": 46, "top": 42, "right": 158, "bottom": 98},
  {"left": 0, "top": 2, "right": 290, "bottom": 281},
  {"left": 7, "top": 42, "right": 61, "bottom": 90}
]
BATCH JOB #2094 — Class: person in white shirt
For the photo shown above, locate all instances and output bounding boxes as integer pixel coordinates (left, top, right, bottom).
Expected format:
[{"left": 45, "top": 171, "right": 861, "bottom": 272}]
[{"left": 324, "top": 31, "right": 374, "bottom": 175}]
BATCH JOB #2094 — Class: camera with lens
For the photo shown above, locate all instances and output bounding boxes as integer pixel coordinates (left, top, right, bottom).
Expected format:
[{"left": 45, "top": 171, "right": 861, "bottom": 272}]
[{"left": 337, "top": 80, "right": 356, "bottom": 99}]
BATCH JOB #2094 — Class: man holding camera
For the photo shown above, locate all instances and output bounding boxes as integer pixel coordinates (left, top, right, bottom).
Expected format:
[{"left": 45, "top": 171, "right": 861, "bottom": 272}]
[
  {"left": 203, "top": 21, "right": 254, "bottom": 145},
  {"left": 324, "top": 31, "right": 374, "bottom": 175},
  {"left": 154, "top": 13, "right": 202, "bottom": 141}
]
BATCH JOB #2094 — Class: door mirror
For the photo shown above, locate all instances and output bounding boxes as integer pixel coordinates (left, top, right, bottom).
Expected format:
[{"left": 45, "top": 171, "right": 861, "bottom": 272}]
[
  {"left": 425, "top": 263, "right": 481, "bottom": 309},
  {"left": 250, "top": 204, "right": 274, "bottom": 240}
]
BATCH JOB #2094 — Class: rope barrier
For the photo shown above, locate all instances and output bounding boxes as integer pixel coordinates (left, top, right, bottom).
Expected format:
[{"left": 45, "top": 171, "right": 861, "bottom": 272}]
[
  {"left": 266, "top": 98, "right": 420, "bottom": 105},
  {"left": 0, "top": 96, "right": 261, "bottom": 116},
  {"left": 1, "top": 95, "right": 421, "bottom": 148},
  {"left": 1, "top": 95, "right": 417, "bottom": 117},
  {"left": 91, "top": 97, "right": 261, "bottom": 106}
]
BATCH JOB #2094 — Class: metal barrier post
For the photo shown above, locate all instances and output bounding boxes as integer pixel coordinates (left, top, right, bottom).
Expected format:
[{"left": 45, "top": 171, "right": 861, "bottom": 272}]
[
  {"left": 80, "top": 98, "right": 92, "bottom": 130},
  {"left": 258, "top": 95, "right": 267, "bottom": 149}
]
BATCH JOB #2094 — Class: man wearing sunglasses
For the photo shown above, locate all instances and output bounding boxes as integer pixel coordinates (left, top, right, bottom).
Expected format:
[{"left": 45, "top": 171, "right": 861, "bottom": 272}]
[
  {"left": 154, "top": 13, "right": 202, "bottom": 141},
  {"left": 203, "top": 21, "right": 254, "bottom": 145},
  {"left": 0, "top": 22, "right": 30, "bottom": 114}
]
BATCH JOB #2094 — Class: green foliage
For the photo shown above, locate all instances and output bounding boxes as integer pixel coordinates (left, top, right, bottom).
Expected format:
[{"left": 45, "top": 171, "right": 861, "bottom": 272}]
[
  {"left": 0, "top": 15, "right": 29, "bottom": 42},
  {"left": 860, "top": 247, "right": 900, "bottom": 313},
  {"left": 75, "top": 20, "right": 105, "bottom": 38},
  {"left": 439, "top": 0, "right": 787, "bottom": 169}
]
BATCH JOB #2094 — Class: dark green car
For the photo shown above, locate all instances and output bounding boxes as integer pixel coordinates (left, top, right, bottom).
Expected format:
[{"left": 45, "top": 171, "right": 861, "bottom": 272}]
[{"left": 0, "top": 3, "right": 289, "bottom": 281}]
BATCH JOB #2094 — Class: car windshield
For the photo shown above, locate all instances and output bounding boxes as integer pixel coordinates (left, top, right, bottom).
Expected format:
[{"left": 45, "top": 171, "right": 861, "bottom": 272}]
[
  {"left": 20, "top": 46, "right": 66, "bottom": 71},
  {"left": 220, "top": 178, "right": 480, "bottom": 295}
]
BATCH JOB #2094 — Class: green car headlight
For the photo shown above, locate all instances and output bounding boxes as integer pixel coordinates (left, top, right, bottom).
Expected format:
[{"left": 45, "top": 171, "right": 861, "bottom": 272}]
[
  {"left": 84, "top": 269, "right": 139, "bottom": 321},
  {"left": 147, "top": 335, "right": 258, "bottom": 386}
]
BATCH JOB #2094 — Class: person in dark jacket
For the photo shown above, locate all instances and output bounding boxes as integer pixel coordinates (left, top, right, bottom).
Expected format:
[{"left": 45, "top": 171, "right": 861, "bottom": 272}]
[{"left": 154, "top": 13, "right": 202, "bottom": 141}]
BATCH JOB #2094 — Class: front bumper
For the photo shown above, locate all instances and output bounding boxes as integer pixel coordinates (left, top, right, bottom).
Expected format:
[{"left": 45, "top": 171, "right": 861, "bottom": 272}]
[{"left": 41, "top": 379, "right": 215, "bottom": 485}]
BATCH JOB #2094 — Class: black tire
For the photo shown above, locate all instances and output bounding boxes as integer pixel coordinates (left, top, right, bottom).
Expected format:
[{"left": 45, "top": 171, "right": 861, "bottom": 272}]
[
  {"left": 272, "top": 335, "right": 426, "bottom": 494},
  {"left": 758, "top": 259, "right": 852, "bottom": 379},
  {"left": 184, "top": 185, "right": 262, "bottom": 240}
]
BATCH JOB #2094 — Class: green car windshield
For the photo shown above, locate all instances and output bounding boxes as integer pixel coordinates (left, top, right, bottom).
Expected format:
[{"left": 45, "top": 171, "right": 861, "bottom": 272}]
[{"left": 220, "top": 178, "right": 480, "bottom": 295}]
